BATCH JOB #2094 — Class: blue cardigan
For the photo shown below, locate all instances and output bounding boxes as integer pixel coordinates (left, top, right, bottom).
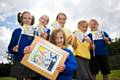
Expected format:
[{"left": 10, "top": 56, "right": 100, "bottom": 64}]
[
  {"left": 8, "top": 28, "right": 34, "bottom": 61},
  {"left": 41, "top": 48, "right": 78, "bottom": 80}
]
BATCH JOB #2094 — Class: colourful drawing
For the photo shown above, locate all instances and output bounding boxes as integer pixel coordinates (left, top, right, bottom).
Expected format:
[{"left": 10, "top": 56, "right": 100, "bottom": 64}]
[{"left": 28, "top": 42, "right": 60, "bottom": 72}]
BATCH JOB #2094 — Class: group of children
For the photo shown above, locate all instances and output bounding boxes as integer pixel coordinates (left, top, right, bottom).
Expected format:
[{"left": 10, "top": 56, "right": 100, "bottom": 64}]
[{"left": 8, "top": 11, "right": 111, "bottom": 80}]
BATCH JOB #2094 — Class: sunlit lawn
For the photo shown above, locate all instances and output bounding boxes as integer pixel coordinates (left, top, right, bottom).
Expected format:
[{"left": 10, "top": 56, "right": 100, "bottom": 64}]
[
  {"left": 0, "top": 70, "right": 120, "bottom": 80},
  {"left": 97, "top": 69, "right": 120, "bottom": 80}
]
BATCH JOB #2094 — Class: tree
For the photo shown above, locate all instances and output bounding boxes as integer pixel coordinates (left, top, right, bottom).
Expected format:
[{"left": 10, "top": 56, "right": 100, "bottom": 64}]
[{"left": 108, "top": 38, "right": 120, "bottom": 55}]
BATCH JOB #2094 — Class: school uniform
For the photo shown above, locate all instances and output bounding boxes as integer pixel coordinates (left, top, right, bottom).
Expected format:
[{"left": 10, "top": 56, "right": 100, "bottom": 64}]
[
  {"left": 73, "top": 30, "right": 93, "bottom": 80},
  {"left": 35, "top": 26, "right": 50, "bottom": 40},
  {"left": 8, "top": 27, "right": 40, "bottom": 79},
  {"left": 88, "top": 30, "right": 111, "bottom": 75}
]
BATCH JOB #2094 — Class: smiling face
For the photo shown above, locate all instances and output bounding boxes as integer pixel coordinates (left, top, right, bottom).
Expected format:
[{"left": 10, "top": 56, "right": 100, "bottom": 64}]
[
  {"left": 50, "top": 29, "right": 67, "bottom": 48},
  {"left": 22, "top": 12, "right": 32, "bottom": 25},
  {"left": 78, "top": 20, "right": 88, "bottom": 33},
  {"left": 56, "top": 13, "right": 67, "bottom": 28},
  {"left": 55, "top": 31, "right": 65, "bottom": 47},
  {"left": 89, "top": 19, "right": 99, "bottom": 31},
  {"left": 39, "top": 15, "right": 49, "bottom": 27}
]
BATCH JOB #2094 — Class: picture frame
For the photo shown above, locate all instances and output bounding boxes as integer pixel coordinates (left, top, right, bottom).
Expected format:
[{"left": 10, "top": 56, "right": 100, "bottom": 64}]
[{"left": 21, "top": 36, "right": 69, "bottom": 80}]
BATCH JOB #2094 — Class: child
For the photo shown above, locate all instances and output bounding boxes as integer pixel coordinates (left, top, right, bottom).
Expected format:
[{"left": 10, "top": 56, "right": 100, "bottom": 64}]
[
  {"left": 51, "top": 12, "right": 72, "bottom": 41},
  {"left": 35, "top": 15, "right": 50, "bottom": 40},
  {"left": 52, "top": 12, "right": 74, "bottom": 51},
  {"left": 8, "top": 11, "right": 39, "bottom": 80},
  {"left": 24, "top": 15, "right": 51, "bottom": 59},
  {"left": 71, "top": 20, "right": 93, "bottom": 80},
  {"left": 88, "top": 19, "right": 111, "bottom": 80},
  {"left": 40, "top": 29, "right": 78, "bottom": 80}
]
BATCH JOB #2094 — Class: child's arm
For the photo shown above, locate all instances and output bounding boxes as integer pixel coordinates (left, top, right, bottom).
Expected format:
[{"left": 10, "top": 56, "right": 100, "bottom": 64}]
[
  {"left": 8, "top": 29, "right": 21, "bottom": 54},
  {"left": 66, "top": 35, "right": 72, "bottom": 44},
  {"left": 102, "top": 32, "right": 111, "bottom": 44},
  {"left": 72, "top": 36, "right": 78, "bottom": 49},
  {"left": 67, "top": 35, "right": 78, "bottom": 49},
  {"left": 62, "top": 49, "right": 78, "bottom": 74},
  {"left": 104, "top": 37, "right": 111, "bottom": 44},
  {"left": 84, "top": 36, "right": 93, "bottom": 49}
]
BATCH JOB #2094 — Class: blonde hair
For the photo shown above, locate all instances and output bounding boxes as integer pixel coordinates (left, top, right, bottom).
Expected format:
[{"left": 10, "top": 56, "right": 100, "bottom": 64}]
[
  {"left": 39, "top": 15, "right": 49, "bottom": 24},
  {"left": 78, "top": 20, "right": 88, "bottom": 29}
]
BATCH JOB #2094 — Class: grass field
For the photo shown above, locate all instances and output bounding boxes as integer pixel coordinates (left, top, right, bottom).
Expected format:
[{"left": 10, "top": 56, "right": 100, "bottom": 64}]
[
  {"left": 0, "top": 70, "right": 120, "bottom": 80},
  {"left": 97, "top": 69, "right": 120, "bottom": 80}
]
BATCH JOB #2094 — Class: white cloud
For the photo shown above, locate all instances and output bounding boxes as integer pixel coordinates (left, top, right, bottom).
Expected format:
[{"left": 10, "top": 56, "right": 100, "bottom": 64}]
[
  {"left": 0, "top": 0, "right": 120, "bottom": 57},
  {"left": 0, "top": 27, "right": 12, "bottom": 56},
  {"left": 0, "top": 15, "right": 5, "bottom": 21},
  {"left": 0, "top": 0, "right": 120, "bottom": 35}
]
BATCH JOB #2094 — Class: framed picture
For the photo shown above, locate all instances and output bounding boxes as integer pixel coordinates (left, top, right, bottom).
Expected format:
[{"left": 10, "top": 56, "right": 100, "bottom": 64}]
[{"left": 21, "top": 36, "right": 69, "bottom": 80}]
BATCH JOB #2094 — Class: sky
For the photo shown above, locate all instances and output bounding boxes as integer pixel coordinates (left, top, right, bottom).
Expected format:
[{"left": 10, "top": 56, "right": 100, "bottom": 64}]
[{"left": 0, "top": 0, "right": 120, "bottom": 56}]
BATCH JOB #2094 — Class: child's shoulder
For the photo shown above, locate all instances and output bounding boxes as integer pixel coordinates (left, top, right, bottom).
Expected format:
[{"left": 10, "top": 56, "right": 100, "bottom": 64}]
[
  {"left": 15, "top": 27, "right": 21, "bottom": 30},
  {"left": 63, "top": 48, "right": 70, "bottom": 51},
  {"left": 63, "top": 48, "right": 72, "bottom": 54},
  {"left": 13, "top": 28, "right": 22, "bottom": 33},
  {"left": 87, "top": 32, "right": 92, "bottom": 37}
]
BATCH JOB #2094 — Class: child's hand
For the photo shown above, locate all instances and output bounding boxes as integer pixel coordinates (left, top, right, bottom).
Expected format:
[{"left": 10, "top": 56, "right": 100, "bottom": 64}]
[
  {"left": 13, "top": 45, "right": 18, "bottom": 52},
  {"left": 57, "top": 64, "right": 65, "bottom": 72},
  {"left": 40, "top": 32, "right": 48, "bottom": 39},
  {"left": 71, "top": 36, "right": 76, "bottom": 45},
  {"left": 71, "top": 36, "right": 77, "bottom": 49},
  {"left": 92, "top": 43, "right": 96, "bottom": 49},
  {"left": 24, "top": 46, "right": 32, "bottom": 54},
  {"left": 66, "top": 35, "right": 73, "bottom": 45},
  {"left": 85, "top": 36, "right": 92, "bottom": 43},
  {"left": 90, "top": 43, "right": 96, "bottom": 50},
  {"left": 104, "top": 37, "right": 111, "bottom": 44}
]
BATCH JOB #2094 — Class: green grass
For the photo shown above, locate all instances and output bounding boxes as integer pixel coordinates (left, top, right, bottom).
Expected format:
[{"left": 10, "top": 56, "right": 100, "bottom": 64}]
[
  {"left": 97, "top": 70, "right": 120, "bottom": 80},
  {"left": 0, "top": 70, "right": 120, "bottom": 80},
  {"left": 0, "top": 77, "right": 15, "bottom": 80}
]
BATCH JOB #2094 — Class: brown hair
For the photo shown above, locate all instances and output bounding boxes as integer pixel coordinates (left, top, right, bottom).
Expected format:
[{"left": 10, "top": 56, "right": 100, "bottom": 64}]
[
  {"left": 78, "top": 20, "right": 88, "bottom": 29},
  {"left": 56, "top": 12, "right": 67, "bottom": 20},
  {"left": 50, "top": 29, "right": 68, "bottom": 48},
  {"left": 17, "top": 11, "right": 35, "bottom": 26}
]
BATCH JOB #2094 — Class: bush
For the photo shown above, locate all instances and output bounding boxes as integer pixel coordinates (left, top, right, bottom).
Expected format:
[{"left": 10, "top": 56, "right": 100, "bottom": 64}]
[
  {"left": 109, "top": 54, "right": 120, "bottom": 70},
  {"left": 0, "top": 64, "right": 12, "bottom": 77}
]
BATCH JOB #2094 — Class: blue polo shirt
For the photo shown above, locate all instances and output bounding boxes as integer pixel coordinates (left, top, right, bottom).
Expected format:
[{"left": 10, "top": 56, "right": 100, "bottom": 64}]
[{"left": 88, "top": 31, "right": 111, "bottom": 56}]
